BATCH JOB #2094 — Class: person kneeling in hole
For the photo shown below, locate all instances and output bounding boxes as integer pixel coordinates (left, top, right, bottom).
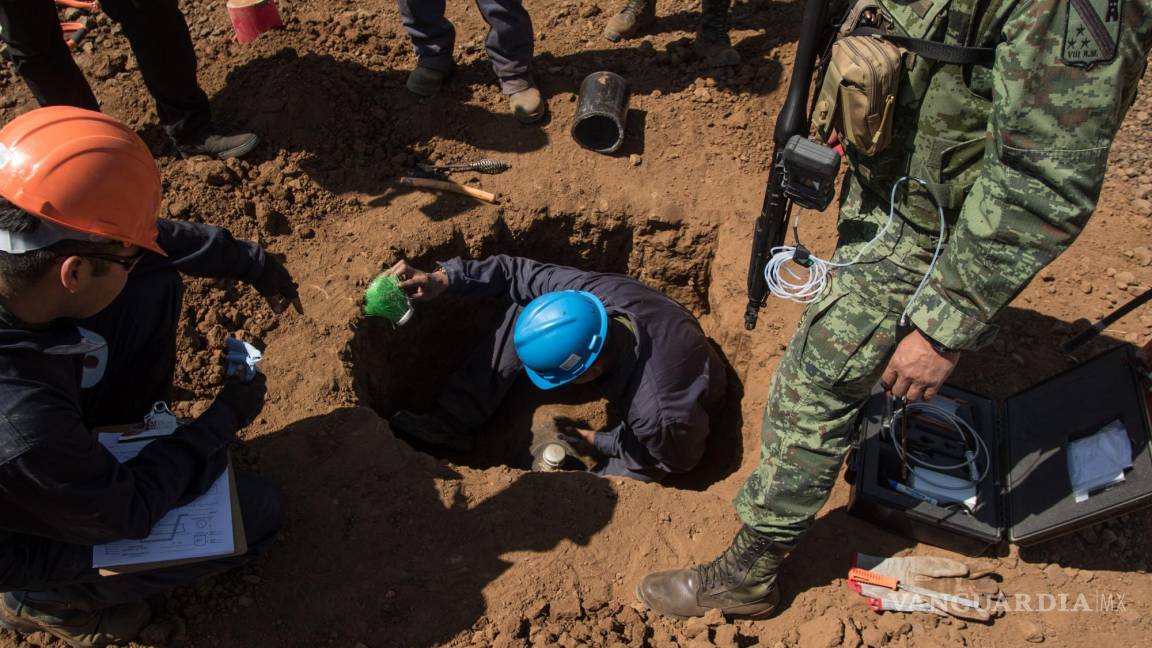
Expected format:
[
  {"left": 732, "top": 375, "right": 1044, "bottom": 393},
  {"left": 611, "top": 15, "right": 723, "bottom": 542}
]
[
  {"left": 0, "top": 107, "right": 300, "bottom": 647},
  {"left": 387, "top": 255, "right": 726, "bottom": 482}
]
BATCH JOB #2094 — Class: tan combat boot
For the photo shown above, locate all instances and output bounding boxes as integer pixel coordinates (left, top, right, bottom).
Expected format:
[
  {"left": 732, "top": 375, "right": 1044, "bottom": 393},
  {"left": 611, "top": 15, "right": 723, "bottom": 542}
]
[
  {"left": 637, "top": 526, "right": 791, "bottom": 618},
  {"left": 509, "top": 87, "right": 545, "bottom": 124},
  {"left": 0, "top": 591, "right": 152, "bottom": 648},
  {"left": 603, "top": 0, "right": 656, "bottom": 42}
]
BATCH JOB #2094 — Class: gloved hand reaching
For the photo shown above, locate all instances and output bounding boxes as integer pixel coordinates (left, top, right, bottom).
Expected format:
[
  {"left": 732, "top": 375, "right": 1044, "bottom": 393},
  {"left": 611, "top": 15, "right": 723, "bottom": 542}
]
[
  {"left": 849, "top": 553, "right": 1001, "bottom": 621},
  {"left": 214, "top": 373, "right": 268, "bottom": 428},
  {"left": 253, "top": 252, "right": 302, "bottom": 314}
]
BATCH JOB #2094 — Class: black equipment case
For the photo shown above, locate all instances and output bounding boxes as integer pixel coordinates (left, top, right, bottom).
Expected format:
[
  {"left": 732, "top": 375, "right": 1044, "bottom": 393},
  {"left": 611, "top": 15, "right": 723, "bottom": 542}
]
[{"left": 846, "top": 344, "right": 1152, "bottom": 556}]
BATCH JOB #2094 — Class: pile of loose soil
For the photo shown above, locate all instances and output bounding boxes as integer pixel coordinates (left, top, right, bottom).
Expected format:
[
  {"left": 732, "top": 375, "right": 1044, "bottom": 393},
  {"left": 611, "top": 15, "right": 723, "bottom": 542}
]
[{"left": 1, "top": 0, "right": 1151, "bottom": 646}]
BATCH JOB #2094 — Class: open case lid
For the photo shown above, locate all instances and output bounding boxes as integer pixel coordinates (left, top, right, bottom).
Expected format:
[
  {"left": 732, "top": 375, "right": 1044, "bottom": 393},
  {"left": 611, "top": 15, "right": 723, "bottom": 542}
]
[{"left": 1004, "top": 345, "right": 1152, "bottom": 544}]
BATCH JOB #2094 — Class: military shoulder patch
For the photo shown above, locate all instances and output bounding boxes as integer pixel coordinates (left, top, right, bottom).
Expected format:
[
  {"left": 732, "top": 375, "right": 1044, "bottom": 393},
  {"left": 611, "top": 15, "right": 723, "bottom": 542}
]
[{"left": 1063, "top": 0, "right": 1123, "bottom": 67}]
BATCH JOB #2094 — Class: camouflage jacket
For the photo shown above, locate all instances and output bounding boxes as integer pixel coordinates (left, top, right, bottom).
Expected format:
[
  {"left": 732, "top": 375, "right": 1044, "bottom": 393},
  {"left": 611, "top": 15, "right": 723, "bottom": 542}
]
[{"left": 848, "top": 0, "right": 1152, "bottom": 349}]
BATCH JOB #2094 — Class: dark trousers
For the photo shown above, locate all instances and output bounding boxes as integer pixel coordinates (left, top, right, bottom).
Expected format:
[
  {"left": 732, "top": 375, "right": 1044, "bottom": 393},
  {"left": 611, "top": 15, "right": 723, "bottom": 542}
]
[
  {"left": 0, "top": 0, "right": 212, "bottom": 141},
  {"left": 397, "top": 0, "right": 534, "bottom": 93},
  {"left": 0, "top": 269, "right": 283, "bottom": 611},
  {"left": 428, "top": 305, "right": 653, "bottom": 479}
]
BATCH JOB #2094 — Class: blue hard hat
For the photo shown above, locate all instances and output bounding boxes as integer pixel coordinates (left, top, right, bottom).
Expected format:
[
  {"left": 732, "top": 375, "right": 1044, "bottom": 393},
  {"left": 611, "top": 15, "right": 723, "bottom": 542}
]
[{"left": 514, "top": 290, "right": 609, "bottom": 390}]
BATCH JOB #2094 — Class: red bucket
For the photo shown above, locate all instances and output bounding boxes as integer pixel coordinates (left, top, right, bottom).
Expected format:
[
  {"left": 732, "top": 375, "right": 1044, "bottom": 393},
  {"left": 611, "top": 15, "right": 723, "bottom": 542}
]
[{"left": 227, "top": 0, "right": 284, "bottom": 44}]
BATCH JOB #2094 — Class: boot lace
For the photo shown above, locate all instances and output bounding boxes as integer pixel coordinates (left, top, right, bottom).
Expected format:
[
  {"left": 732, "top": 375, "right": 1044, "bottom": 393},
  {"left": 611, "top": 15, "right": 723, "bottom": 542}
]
[
  {"left": 695, "top": 532, "right": 774, "bottom": 592},
  {"left": 622, "top": 0, "right": 648, "bottom": 17}
]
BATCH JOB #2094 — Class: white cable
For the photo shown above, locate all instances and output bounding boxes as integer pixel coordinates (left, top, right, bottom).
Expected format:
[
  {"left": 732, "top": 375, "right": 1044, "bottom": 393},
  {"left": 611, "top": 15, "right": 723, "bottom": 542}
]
[
  {"left": 887, "top": 400, "right": 991, "bottom": 486},
  {"left": 764, "top": 176, "right": 946, "bottom": 309}
]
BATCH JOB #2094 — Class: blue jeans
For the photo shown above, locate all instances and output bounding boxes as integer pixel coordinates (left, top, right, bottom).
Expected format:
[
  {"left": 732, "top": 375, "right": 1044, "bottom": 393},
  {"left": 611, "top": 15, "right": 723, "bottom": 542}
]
[{"left": 397, "top": 0, "right": 535, "bottom": 93}]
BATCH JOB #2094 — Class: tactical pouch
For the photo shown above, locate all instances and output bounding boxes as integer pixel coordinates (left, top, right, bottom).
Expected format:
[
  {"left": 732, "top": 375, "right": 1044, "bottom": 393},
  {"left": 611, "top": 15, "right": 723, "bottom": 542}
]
[{"left": 813, "top": 35, "right": 904, "bottom": 157}]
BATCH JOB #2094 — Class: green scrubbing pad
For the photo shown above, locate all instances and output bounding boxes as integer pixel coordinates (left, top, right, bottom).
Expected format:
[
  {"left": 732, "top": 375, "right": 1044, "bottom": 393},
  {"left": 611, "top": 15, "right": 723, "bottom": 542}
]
[{"left": 364, "top": 272, "right": 413, "bottom": 325}]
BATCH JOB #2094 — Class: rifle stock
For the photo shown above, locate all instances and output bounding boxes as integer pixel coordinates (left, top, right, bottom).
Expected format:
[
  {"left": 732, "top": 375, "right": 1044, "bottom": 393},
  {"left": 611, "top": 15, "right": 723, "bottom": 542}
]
[{"left": 744, "top": 0, "right": 831, "bottom": 330}]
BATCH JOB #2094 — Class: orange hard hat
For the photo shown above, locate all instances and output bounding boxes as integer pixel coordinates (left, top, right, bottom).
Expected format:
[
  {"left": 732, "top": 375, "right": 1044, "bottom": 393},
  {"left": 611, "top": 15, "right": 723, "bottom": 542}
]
[{"left": 0, "top": 106, "right": 164, "bottom": 255}]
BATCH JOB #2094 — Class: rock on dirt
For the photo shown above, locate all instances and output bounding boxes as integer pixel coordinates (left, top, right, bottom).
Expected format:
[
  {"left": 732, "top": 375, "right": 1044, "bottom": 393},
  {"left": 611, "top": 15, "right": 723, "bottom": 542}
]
[
  {"left": 1016, "top": 618, "right": 1046, "bottom": 643},
  {"left": 798, "top": 616, "right": 843, "bottom": 648}
]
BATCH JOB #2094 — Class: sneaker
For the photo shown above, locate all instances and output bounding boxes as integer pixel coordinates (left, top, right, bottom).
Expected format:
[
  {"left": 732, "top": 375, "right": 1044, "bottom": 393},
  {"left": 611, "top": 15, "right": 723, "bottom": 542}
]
[
  {"left": 603, "top": 0, "right": 656, "bottom": 42},
  {"left": 176, "top": 128, "right": 259, "bottom": 160},
  {"left": 406, "top": 66, "right": 450, "bottom": 97},
  {"left": 509, "top": 87, "right": 545, "bottom": 124},
  {"left": 0, "top": 591, "right": 151, "bottom": 648}
]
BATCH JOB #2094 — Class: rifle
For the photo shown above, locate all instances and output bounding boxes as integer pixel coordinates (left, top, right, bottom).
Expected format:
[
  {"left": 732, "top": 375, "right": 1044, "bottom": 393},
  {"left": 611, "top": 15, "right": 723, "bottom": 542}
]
[{"left": 744, "top": 0, "right": 840, "bottom": 330}]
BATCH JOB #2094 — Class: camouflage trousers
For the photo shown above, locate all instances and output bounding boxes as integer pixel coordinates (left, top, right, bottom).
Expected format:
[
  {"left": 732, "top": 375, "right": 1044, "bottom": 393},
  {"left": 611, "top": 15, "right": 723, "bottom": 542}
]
[{"left": 734, "top": 176, "right": 950, "bottom": 544}]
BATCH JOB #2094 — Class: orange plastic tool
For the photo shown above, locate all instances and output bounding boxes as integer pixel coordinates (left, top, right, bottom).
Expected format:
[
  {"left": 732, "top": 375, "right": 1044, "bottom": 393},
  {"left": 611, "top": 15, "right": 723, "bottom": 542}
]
[{"left": 848, "top": 567, "right": 982, "bottom": 609}]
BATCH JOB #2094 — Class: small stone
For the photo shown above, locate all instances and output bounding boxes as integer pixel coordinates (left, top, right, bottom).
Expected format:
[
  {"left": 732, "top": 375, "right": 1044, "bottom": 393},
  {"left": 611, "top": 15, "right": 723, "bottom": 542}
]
[
  {"left": 1134, "top": 198, "right": 1152, "bottom": 214},
  {"left": 1081, "top": 281, "right": 1094, "bottom": 294},
  {"left": 1117, "top": 270, "right": 1136, "bottom": 286},
  {"left": 629, "top": 154, "right": 643, "bottom": 166},
  {"left": 1016, "top": 619, "right": 1045, "bottom": 643},
  {"left": 798, "top": 616, "right": 843, "bottom": 648},
  {"left": 682, "top": 616, "right": 709, "bottom": 639},
  {"left": 712, "top": 624, "right": 738, "bottom": 648},
  {"left": 1136, "top": 247, "right": 1152, "bottom": 266},
  {"left": 702, "top": 607, "right": 725, "bottom": 626}
]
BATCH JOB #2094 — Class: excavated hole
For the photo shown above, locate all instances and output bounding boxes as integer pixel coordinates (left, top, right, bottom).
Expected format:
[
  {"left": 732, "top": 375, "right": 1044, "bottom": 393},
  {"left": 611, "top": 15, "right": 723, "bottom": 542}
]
[{"left": 345, "top": 212, "right": 731, "bottom": 476}]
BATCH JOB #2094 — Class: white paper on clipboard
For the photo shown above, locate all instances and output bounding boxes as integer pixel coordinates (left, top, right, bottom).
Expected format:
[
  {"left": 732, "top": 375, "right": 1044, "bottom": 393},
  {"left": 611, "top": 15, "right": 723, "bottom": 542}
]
[{"left": 92, "top": 430, "right": 236, "bottom": 569}]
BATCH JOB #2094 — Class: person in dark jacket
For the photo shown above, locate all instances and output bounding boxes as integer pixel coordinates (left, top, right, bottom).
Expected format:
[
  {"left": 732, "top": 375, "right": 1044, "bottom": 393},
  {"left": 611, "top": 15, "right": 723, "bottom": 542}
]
[
  {"left": 0, "top": 107, "right": 298, "bottom": 647},
  {"left": 0, "top": 0, "right": 258, "bottom": 159},
  {"left": 385, "top": 255, "right": 726, "bottom": 483}
]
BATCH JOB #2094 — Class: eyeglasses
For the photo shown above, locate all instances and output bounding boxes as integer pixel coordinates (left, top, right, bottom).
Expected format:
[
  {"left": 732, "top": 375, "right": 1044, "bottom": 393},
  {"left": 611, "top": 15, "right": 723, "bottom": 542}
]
[{"left": 57, "top": 250, "right": 147, "bottom": 273}]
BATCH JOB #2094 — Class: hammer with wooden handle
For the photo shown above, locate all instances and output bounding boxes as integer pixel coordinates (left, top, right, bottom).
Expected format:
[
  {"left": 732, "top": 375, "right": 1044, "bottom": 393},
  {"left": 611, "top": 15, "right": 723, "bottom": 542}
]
[{"left": 398, "top": 177, "right": 499, "bottom": 204}]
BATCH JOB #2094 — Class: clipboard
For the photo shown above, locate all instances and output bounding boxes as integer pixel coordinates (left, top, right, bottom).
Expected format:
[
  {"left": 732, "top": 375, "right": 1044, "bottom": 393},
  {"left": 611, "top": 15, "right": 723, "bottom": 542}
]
[{"left": 93, "top": 420, "right": 247, "bottom": 576}]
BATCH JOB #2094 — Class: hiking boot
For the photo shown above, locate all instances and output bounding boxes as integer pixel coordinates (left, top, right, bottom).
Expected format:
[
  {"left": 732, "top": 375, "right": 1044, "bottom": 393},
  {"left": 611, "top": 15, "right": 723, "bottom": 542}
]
[
  {"left": 406, "top": 66, "right": 450, "bottom": 97},
  {"left": 390, "top": 409, "right": 476, "bottom": 452},
  {"left": 603, "top": 0, "right": 656, "bottom": 42},
  {"left": 175, "top": 128, "right": 259, "bottom": 160},
  {"left": 693, "top": 0, "right": 741, "bottom": 67},
  {"left": 509, "top": 87, "right": 545, "bottom": 124},
  {"left": 0, "top": 591, "right": 151, "bottom": 648},
  {"left": 636, "top": 526, "right": 792, "bottom": 618}
]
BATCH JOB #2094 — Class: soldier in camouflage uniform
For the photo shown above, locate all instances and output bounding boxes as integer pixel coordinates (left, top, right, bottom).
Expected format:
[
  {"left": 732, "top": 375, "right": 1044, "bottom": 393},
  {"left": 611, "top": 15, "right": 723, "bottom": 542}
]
[{"left": 637, "top": 0, "right": 1152, "bottom": 618}]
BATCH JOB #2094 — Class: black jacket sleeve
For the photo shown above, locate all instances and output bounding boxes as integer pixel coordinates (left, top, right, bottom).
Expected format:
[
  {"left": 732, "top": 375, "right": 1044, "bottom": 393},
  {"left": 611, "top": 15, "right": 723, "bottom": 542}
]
[
  {"left": 136, "top": 219, "right": 266, "bottom": 282},
  {"left": 0, "top": 401, "right": 239, "bottom": 544},
  {"left": 440, "top": 255, "right": 592, "bottom": 304}
]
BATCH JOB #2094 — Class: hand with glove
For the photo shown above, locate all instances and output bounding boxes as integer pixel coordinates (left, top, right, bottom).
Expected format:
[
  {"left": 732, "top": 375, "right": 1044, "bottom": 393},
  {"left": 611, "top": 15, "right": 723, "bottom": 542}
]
[
  {"left": 849, "top": 553, "right": 1002, "bottom": 621},
  {"left": 253, "top": 252, "right": 303, "bottom": 314},
  {"left": 214, "top": 373, "right": 268, "bottom": 429}
]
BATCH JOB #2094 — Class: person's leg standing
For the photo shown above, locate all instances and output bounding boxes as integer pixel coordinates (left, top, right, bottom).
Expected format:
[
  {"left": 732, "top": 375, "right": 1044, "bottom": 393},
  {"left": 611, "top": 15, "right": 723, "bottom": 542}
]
[
  {"left": 474, "top": 0, "right": 533, "bottom": 93},
  {"left": 734, "top": 177, "right": 944, "bottom": 545},
  {"left": 0, "top": 0, "right": 100, "bottom": 110},
  {"left": 397, "top": 0, "right": 455, "bottom": 72},
  {"left": 637, "top": 176, "right": 948, "bottom": 617},
  {"left": 96, "top": 0, "right": 211, "bottom": 143},
  {"left": 474, "top": 0, "right": 543, "bottom": 121}
]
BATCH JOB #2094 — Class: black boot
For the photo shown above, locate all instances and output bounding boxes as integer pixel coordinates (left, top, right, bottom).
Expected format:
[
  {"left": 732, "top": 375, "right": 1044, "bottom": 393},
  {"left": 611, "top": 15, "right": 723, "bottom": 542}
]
[
  {"left": 693, "top": 0, "right": 741, "bottom": 67},
  {"left": 0, "top": 591, "right": 151, "bottom": 648},
  {"left": 603, "top": 0, "right": 657, "bottom": 42},
  {"left": 637, "top": 526, "right": 791, "bottom": 618},
  {"left": 175, "top": 125, "right": 260, "bottom": 160}
]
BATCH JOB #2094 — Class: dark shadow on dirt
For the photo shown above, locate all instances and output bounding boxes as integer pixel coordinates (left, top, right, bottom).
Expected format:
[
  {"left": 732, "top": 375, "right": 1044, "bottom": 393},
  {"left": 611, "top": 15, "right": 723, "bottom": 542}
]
[{"left": 188, "top": 407, "right": 617, "bottom": 647}]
